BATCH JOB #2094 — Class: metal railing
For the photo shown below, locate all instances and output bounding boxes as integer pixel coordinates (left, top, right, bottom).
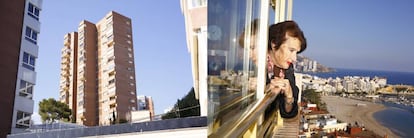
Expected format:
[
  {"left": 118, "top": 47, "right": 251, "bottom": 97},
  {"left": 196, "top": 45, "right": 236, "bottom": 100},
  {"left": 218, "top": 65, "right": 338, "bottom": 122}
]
[{"left": 208, "top": 91, "right": 279, "bottom": 138}]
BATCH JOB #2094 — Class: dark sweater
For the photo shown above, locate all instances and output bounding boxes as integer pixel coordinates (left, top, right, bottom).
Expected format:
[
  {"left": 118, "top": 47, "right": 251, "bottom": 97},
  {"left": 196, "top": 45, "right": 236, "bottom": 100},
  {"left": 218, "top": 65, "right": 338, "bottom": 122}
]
[{"left": 266, "top": 64, "right": 299, "bottom": 118}]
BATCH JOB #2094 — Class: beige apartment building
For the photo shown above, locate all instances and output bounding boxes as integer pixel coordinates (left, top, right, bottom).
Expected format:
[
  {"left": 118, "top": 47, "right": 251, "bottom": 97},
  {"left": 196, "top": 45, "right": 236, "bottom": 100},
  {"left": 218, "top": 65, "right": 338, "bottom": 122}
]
[{"left": 59, "top": 11, "right": 138, "bottom": 126}]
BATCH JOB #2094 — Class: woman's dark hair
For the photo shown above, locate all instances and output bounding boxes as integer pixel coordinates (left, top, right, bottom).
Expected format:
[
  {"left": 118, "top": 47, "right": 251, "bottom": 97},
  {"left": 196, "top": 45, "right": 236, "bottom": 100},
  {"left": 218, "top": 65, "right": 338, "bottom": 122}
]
[
  {"left": 268, "top": 20, "right": 306, "bottom": 53},
  {"left": 238, "top": 19, "right": 259, "bottom": 48}
]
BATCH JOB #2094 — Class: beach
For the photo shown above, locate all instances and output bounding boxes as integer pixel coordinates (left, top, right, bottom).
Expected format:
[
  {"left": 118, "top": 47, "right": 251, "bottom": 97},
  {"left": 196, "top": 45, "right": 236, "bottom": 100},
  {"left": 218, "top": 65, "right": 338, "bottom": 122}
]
[{"left": 321, "top": 96, "right": 399, "bottom": 138}]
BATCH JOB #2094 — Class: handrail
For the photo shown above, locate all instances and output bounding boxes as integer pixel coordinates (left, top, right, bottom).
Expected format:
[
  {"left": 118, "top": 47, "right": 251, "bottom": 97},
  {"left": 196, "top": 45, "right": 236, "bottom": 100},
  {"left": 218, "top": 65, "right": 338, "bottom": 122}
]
[
  {"left": 212, "top": 92, "right": 255, "bottom": 117},
  {"left": 208, "top": 91, "right": 278, "bottom": 138}
]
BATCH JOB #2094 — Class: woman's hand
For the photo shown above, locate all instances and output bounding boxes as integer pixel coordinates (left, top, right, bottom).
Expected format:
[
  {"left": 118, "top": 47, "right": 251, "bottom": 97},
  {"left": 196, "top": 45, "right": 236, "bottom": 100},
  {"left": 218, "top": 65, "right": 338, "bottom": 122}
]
[{"left": 266, "top": 77, "right": 291, "bottom": 96}]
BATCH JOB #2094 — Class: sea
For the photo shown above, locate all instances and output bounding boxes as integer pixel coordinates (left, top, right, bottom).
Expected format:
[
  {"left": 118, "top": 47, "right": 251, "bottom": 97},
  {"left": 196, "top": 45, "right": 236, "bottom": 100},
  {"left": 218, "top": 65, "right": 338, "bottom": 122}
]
[
  {"left": 308, "top": 68, "right": 414, "bottom": 137},
  {"left": 307, "top": 68, "right": 414, "bottom": 86}
]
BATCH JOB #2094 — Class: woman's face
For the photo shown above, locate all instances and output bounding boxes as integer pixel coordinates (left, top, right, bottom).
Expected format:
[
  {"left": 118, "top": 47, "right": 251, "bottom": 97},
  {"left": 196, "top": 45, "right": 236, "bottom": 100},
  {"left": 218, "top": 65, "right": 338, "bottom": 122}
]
[
  {"left": 249, "top": 35, "right": 258, "bottom": 64},
  {"left": 270, "top": 34, "right": 301, "bottom": 69}
]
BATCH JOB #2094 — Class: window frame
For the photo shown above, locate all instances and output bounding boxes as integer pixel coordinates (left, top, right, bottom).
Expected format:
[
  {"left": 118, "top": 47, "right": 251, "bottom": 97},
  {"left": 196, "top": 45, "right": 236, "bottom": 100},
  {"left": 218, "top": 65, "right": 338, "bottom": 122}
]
[
  {"left": 19, "top": 80, "right": 34, "bottom": 99},
  {"left": 25, "top": 27, "right": 38, "bottom": 44},
  {"left": 28, "top": 3, "right": 40, "bottom": 20},
  {"left": 16, "top": 111, "right": 31, "bottom": 128},
  {"left": 22, "top": 52, "right": 36, "bottom": 71}
]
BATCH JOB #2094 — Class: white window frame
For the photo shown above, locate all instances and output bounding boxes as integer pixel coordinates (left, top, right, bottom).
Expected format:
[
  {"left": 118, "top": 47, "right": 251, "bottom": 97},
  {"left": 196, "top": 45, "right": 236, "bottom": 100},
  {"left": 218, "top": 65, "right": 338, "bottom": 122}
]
[
  {"left": 22, "top": 52, "right": 36, "bottom": 71},
  {"left": 16, "top": 111, "right": 31, "bottom": 128},
  {"left": 28, "top": 3, "right": 40, "bottom": 20},
  {"left": 19, "top": 80, "right": 34, "bottom": 99},
  {"left": 188, "top": 0, "right": 207, "bottom": 9},
  {"left": 25, "top": 27, "right": 38, "bottom": 44}
]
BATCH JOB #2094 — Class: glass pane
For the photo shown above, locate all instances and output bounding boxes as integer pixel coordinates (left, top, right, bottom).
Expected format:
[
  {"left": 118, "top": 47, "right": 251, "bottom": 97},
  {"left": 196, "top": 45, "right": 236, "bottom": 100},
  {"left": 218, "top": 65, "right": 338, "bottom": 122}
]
[
  {"left": 207, "top": 0, "right": 263, "bottom": 134},
  {"left": 28, "top": 3, "right": 33, "bottom": 13},
  {"left": 25, "top": 27, "right": 31, "bottom": 37},
  {"left": 32, "top": 31, "right": 37, "bottom": 40},
  {"left": 29, "top": 56, "right": 35, "bottom": 66},
  {"left": 23, "top": 53, "right": 29, "bottom": 63},
  {"left": 20, "top": 80, "right": 26, "bottom": 89},
  {"left": 27, "top": 86, "right": 33, "bottom": 94},
  {"left": 35, "top": 8, "right": 40, "bottom": 16}
]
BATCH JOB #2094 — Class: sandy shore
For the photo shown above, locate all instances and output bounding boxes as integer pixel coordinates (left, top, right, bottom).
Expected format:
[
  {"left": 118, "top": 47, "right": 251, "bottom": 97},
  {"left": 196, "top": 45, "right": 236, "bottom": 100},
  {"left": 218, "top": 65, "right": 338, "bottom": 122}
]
[{"left": 321, "top": 96, "right": 399, "bottom": 138}]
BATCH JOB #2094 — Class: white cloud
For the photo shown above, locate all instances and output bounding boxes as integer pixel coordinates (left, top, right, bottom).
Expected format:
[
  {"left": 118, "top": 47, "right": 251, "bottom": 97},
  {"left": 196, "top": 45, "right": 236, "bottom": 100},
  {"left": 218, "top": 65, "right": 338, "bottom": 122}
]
[{"left": 31, "top": 112, "right": 42, "bottom": 124}]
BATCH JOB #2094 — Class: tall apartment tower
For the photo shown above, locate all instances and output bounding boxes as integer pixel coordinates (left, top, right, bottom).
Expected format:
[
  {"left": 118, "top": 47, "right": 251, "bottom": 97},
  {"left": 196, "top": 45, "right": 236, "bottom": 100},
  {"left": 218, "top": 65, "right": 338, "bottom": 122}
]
[
  {"left": 59, "top": 11, "right": 138, "bottom": 126},
  {"left": 60, "top": 32, "right": 78, "bottom": 122},
  {"left": 0, "top": 0, "right": 42, "bottom": 136}
]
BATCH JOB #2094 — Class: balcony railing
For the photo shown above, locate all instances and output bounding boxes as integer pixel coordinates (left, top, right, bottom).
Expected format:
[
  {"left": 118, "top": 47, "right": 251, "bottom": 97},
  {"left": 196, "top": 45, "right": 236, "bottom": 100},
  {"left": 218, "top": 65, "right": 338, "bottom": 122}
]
[{"left": 208, "top": 91, "right": 279, "bottom": 137}]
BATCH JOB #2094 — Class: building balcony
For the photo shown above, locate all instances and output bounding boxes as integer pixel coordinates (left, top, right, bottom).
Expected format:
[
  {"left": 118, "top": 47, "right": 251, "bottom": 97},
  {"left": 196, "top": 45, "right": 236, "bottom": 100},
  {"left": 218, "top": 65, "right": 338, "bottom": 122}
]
[
  {"left": 60, "top": 85, "right": 69, "bottom": 91},
  {"left": 61, "top": 58, "right": 69, "bottom": 64},
  {"left": 64, "top": 34, "right": 71, "bottom": 46},
  {"left": 61, "top": 47, "right": 71, "bottom": 55},
  {"left": 61, "top": 63, "right": 69, "bottom": 70},
  {"left": 61, "top": 70, "right": 69, "bottom": 77},
  {"left": 60, "top": 79, "right": 69, "bottom": 86},
  {"left": 107, "top": 38, "right": 114, "bottom": 47},
  {"left": 109, "top": 103, "right": 117, "bottom": 109},
  {"left": 108, "top": 70, "right": 116, "bottom": 77}
]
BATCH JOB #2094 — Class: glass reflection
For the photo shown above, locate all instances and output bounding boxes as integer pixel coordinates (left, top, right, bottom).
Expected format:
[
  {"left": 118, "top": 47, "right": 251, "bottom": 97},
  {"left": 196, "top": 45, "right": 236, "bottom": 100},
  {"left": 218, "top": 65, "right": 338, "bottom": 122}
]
[{"left": 207, "top": 0, "right": 263, "bottom": 135}]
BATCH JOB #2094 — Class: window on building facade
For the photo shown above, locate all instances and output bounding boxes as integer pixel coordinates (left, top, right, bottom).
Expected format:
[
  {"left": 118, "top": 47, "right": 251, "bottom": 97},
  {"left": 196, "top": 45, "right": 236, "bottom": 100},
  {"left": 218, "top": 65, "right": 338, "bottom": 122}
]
[
  {"left": 190, "top": 0, "right": 207, "bottom": 8},
  {"left": 78, "top": 85, "right": 84, "bottom": 90},
  {"left": 28, "top": 3, "right": 40, "bottom": 20},
  {"left": 25, "top": 27, "right": 38, "bottom": 44},
  {"left": 108, "top": 79, "right": 115, "bottom": 85},
  {"left": 19, "top": 80, "right": 33, "bottom": 99},
  {"left": 78, "top": 100, "right": 84, "bottom": 106},
  {"left": 22, "top": 52, "right": 36, "bottom": 71},
  {"left": 60, "top": 94, "right": 66, "bottom": 101},
  {"left": 16, "top": 111, "right": 31, "bottom": 128}
]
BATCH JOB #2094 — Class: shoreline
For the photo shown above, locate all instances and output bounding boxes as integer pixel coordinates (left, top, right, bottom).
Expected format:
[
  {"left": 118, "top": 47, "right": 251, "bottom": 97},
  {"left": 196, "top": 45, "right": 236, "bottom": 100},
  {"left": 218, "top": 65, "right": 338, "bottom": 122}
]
[{"left": 321, "top": 96, "right": 399, "bottom": 138}]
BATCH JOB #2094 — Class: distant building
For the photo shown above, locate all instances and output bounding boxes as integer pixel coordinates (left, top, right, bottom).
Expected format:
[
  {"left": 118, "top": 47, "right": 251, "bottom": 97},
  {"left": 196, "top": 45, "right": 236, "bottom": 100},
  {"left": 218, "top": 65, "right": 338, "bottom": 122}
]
[
  {"left": 373, "top": 77, "right": 387, "bottom": 87},
  {"left": 59, "top": 11, "right": 138, "bottom": 126},
  {"left": 136, "top": 95, "right": 155, "bottom": 120},
  {"left": 0, "top": 0, "right": 42, "bottom": 136}
]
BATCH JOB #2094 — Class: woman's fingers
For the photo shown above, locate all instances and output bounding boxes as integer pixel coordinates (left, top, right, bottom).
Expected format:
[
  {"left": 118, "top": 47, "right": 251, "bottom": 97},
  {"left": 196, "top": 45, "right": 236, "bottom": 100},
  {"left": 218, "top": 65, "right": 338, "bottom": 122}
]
[{"left": 270, "top": 78, "right": 289, "bottom": 89}]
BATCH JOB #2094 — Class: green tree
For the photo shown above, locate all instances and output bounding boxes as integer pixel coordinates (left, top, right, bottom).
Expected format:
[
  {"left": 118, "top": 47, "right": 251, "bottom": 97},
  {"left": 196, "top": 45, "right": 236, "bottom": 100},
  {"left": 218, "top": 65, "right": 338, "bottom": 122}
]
[
  {"left": 162, "top": 87, "right": 200, "bottom": 119},
  {"left": 39, "top": 98, "right": 72, "bottom": 123},
  {"left": 302, "top": 89, "right": 327, "bottom": 111},
  {"left": 395, "top": 87, "right": 408, "bottom": 93}
]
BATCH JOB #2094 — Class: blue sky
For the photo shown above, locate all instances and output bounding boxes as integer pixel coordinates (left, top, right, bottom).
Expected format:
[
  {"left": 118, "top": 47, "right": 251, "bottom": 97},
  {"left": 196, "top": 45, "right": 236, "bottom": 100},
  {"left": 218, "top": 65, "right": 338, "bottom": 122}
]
[
  {"left": 33, "top": 1, "right": 414, "bottom": 123},
  {"left": 294, "top": 0, "right": 414, "bottom": 72}
]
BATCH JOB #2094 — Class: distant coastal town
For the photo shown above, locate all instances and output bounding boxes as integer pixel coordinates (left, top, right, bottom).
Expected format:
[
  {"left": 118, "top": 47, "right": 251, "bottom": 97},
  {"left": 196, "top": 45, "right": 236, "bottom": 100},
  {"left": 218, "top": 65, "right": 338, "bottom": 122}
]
[
  {"left": 295, "top": 56, "right": 414, "bottom": 137},
  {"left": 295, "top": 55, "right": 414, "bottom": 106}
]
